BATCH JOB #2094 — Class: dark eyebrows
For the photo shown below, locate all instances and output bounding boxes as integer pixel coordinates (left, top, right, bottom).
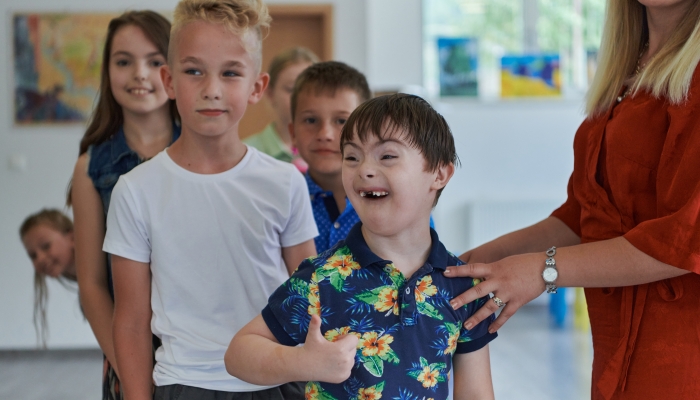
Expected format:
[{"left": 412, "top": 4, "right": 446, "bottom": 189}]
[{"left": 112, "top": 51, "right": 163, "bottom": 58}]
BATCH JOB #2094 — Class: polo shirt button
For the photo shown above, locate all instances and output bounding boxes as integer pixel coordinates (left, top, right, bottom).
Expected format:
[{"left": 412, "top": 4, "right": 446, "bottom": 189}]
[
  {"left": 384, "top": 266, "right": 392, "bottom": 273},
  {"left": 405, "top": 287, "right": 410, "bottom": 294},
  {"left": 333, "top": 222, "right": 340, "bottom": 229}
]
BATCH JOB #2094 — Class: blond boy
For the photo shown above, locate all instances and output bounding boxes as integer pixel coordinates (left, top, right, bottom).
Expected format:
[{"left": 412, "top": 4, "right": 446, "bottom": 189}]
[{"left": 105, "top": 1, "right": 317, "bottom": 399}]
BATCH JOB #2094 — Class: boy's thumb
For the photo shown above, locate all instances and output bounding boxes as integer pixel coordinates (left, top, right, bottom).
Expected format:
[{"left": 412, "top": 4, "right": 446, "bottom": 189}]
[{"left": 307, "top": 314, "right": 323, "bottom": 338}]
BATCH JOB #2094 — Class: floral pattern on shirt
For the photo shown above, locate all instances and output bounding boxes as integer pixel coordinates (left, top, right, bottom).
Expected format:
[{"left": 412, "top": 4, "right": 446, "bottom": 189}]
[{"left": 263, "top": 224, "right": 497, "bottom": 400}]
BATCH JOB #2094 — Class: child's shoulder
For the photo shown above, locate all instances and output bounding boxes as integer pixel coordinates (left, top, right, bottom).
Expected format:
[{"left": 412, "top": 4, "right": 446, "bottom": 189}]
[{"left": 244, "top": 146, "right": 298, "bottom": 176}]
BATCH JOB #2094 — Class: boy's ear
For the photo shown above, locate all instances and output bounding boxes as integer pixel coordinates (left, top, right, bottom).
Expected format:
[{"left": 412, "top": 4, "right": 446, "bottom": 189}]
[
  {"left": 431, "top": 162, "right": 455, "bottom": 191},
  {"left": 161, "top": 66, "right": 176, "bottom": 100},
  {"left": 248, "top": 72, "right": 270, "bottom": 105}
]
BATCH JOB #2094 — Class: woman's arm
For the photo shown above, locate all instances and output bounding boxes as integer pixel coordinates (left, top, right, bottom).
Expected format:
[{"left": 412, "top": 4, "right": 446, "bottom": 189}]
[
  {"left": 452, "top": 346, "right": 494, "bottom": 400},
  {"left": 225, "top": 314, "right": 357, "bottom": 385},
  {"left": 112, "top": 255, "right": 153, "bottom": 400},
  {"left": 447, "top": 229, "right": 688, "bottom": 333},
  {"left": 281, "top": 239, "right": 316, "bottom": 276},
  {"left": 72, "top": 154, "right": 119, "bottom": 375},
  {"left": 459, "top": 216, "right": 581, "bottom": 265}
]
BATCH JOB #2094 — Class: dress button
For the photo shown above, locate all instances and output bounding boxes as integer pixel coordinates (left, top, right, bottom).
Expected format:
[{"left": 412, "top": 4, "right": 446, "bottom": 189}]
[
  {"left": 333, "top": 222, "right": 340, "bottom": 229},
  {"left": 405, "top": 287, "right": 410, "bottom": 294}
]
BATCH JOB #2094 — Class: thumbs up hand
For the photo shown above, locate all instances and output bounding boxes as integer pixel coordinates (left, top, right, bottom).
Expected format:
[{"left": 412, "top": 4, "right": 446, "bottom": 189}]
[{"left": 299, "top": 314, "right": 358, "bottom": 384}]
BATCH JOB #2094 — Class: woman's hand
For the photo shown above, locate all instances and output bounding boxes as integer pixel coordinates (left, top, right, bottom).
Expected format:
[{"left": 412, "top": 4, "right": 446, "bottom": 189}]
[{"left": 445, "top": 252, "right": 546, "bottom": 333}]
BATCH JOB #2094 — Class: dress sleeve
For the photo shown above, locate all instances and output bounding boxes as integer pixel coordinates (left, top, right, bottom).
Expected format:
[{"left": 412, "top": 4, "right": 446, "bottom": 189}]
[
  {"left": 623, "top": 72, "right": 700, "bottom": 274},
  {"left": 550, "top": 173, "right": 582, "bottom": 237},
  {"left": 262, "top": 258, "right": 319, "bottom": 346}
]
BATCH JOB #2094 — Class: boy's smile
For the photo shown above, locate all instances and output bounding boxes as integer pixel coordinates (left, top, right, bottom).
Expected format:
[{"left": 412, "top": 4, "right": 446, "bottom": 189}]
[
  {"left": 342, "top": 126, "right": 451, "bottom": 237},
  {"left": 163, "top": 21, "right": 267, "bottom": 140}
]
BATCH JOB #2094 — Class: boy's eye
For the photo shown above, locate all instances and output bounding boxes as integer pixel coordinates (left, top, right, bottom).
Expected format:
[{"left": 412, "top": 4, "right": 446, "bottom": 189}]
[
  {"left": 150, "top": 59, "right": 164, "bottom": 67},
  {"left": 336, "top": 118, "right": 347, "bottom": 125},
  {"left": 184, "top": 69, "right": 201, "bottom": 76},
  {"left": 41, "top": 242, "right": 51, "bottom": 251},
  {"left": 344, "top": 155, "right": 358, "bottom": 162},
  {"left": 381, "top": 154, "right": 397, "bottom": 160},
  {"left": 115, "top": 59, "right": 129, "bottom": 67},
  {"left": 303, "top": 117, "right": 317, "bottom": 124},
  {"left": 223, "top": 71, "right": 240, "bottom": 77}
]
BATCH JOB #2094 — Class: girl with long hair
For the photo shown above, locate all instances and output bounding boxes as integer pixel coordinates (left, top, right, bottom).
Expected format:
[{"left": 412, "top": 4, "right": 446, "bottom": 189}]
[
  {"left": 69, "top": 10, "right": 180, "bottom": 400},
  {"left": 19, "top": 209, "right": 77, "bottom": 349}
]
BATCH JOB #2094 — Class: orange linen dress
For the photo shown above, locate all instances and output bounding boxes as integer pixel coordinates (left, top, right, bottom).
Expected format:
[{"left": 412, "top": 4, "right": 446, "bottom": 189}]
[{"left": 551, "top": 66, "right": 700, "bottom": 400}]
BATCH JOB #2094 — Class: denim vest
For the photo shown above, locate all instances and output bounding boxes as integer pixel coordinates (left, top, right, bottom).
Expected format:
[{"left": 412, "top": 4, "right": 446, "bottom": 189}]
[{"left": 87, "top": 123, "right": 181, "bottom": 295}]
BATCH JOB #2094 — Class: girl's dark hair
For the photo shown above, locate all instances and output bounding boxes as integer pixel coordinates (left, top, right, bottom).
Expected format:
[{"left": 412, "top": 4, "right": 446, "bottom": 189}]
[
  {"left": 79, "top": 10, "right": 176, "bottom": 157},
  {"left": 67, "top": 10, "right": 176, "bottom": 206}
]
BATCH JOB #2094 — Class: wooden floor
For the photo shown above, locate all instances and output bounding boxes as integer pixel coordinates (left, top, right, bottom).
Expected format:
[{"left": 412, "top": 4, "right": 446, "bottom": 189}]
[{"left": 0, "top": 305, "right": 592, "bottom": 400}]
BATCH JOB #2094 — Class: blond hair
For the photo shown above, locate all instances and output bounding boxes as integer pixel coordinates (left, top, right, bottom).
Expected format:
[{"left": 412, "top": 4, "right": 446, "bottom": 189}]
[
  {"left": 169, "top": 0, "right": 271, "bottom": 70},
  {"left": 586, "top": 1, "right": 700, "bottom": 116},
  {"left": 268, "top": 47, "right": 320, "bottom": 89},
  {"left": 19, "top": 209, "right": 75, "bottom": 348}
]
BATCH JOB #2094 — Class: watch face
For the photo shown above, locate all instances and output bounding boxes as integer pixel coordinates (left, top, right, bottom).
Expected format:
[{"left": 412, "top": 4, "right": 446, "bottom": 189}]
[{"left": 543, "top": 267, "right": 558, "bottom": 282}]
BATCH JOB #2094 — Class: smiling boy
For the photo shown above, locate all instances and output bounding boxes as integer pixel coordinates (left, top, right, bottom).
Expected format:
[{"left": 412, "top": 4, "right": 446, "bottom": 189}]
[
  {"left": 104, "top": 1, "right": 318, "bottom": 399},
  {"left": 226, "top": 94, "right": 496, "bottom": 400}
]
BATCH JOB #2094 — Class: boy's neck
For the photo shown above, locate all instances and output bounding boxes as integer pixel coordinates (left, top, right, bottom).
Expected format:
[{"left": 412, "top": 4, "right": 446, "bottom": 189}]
[
  {"left": 167, "top": 126, "right": 247, "bottom": 174},
  {"left": 122, "top": 105, "right": 173, "bottom": 160},
  {"left": 361, "top": 222, "right": 433, "bottom": 279},
  {"left": 309, "top": 169, "right": 346, "bottom": 213}
]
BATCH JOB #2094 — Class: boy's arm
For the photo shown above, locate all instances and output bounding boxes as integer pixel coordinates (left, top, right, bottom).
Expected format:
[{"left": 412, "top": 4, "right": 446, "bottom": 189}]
[
  {"left": 452, "top": 345, "right": 495, "bottom": 400},
  {"left": 281, "top": 239, "right": 316, "bottom": 276},
  {"left": 225, "top": 314, "right": 357, "bottom": 385},
  {"left": 112, "top": 255, "right": 153, "bottom": 400}
]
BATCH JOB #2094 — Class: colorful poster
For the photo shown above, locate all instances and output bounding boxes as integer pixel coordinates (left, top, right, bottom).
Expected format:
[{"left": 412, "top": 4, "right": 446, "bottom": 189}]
[
  {"left": 501, "top": 54, "right": 561, "bottom": 97},
  {"left": 13, "top": 13, "right": 117, "bottom": 124},
  {"left": 438, "top": 37, "right": 478, "bottom": 97}
]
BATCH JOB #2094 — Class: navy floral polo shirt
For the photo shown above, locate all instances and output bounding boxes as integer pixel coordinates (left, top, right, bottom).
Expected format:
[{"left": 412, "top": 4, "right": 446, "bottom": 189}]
[{"left": 262, "top": 223, "right": 497, "bottom": 400}]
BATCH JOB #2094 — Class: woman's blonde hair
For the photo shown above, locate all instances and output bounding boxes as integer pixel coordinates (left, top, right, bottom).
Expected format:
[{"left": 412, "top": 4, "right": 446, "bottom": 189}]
[
  {"left": 20, "top": 209, "right": 75, "bottom": 348},
  {"left": 586, "top": 1, "right": 700, "bottom": 116}
]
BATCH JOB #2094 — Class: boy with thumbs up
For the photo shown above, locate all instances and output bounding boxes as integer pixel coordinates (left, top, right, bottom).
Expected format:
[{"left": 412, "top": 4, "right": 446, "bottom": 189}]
[{"left": 225, "top": 94, "right": 496, "bottom": 399}]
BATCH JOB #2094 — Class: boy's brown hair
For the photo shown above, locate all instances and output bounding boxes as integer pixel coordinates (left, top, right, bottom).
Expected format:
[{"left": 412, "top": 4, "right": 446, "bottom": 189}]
[
  {"left": 169, "top": 0, "right": 271, "bottom": 70},
  {"left": 340, "top": 93, "right": 459, "bottom": 203},
  {"left": 290, "top": 61, "right": 372, "bottom": 120}
]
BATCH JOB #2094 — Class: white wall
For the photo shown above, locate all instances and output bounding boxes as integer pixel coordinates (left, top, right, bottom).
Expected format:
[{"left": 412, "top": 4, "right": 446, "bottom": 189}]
[
  {"left": 0, "top": 0, "right": 367, "bottom": 350},
  {"left": 0, "top": 0, "right": 583, "bottom": 349}
]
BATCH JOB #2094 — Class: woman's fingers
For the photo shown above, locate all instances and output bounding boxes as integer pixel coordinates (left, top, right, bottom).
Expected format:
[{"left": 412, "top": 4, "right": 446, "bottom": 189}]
[
  {"left": 447, "top": 264, "right": 493, "bottom": 309},
  {"left": 462, "top": 294, "right": 501, "bottom": 330}
]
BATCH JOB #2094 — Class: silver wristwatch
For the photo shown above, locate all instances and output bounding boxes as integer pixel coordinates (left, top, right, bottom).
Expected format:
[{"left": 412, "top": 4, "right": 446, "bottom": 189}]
[{"left": 542, "top": 246, "right": 558, "bottom": 294}]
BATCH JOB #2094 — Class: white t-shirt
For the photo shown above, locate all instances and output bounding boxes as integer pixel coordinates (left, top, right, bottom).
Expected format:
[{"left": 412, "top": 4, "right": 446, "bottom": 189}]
[{"left": 103, "top": 147, "right": 318, "bottom": 392}]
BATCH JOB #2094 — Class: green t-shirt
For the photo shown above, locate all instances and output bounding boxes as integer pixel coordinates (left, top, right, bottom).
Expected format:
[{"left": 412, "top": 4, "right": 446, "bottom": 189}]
[{"left": 243, "top": 123, "right": 294, "bottom": 163}]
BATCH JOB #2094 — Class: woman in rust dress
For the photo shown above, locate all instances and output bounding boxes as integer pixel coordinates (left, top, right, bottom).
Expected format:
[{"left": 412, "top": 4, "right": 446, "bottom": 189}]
[{"left": 445, "top": 1, "right": 700, "bottom": 399}]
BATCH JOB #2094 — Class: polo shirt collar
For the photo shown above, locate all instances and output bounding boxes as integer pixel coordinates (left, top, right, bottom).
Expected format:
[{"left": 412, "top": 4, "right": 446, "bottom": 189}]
[{"left": 344, "top": 222, "right": 449, "bottom": 271}]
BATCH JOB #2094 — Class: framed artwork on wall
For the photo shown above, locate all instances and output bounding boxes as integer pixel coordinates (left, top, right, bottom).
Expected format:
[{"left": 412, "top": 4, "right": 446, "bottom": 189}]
[{"left": 13, "top": 13, "right": 117, "bottom": 124}]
